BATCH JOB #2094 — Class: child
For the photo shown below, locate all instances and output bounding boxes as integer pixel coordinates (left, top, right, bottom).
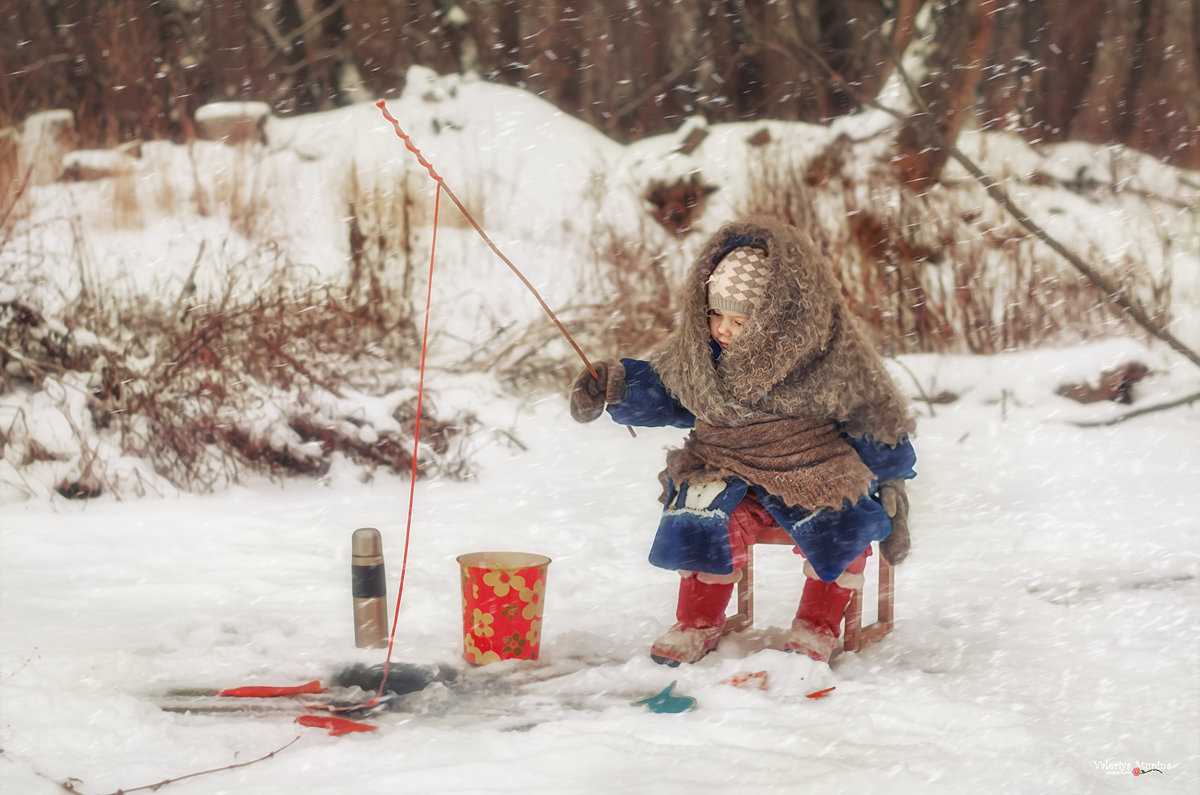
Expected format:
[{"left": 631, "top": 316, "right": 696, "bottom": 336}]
[{"left": 570, "top": 216, "right": 916, "bottom": 666}]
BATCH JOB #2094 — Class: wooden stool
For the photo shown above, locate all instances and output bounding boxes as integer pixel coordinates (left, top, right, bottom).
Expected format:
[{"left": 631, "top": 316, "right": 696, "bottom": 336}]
[{"left": 724, "top": 527, "right": 894, "bottom": 653}]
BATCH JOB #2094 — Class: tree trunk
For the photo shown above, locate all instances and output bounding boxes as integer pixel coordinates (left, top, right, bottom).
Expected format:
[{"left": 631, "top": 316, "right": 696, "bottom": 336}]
[
  {"left": 1068, "top": 0, "right": 1141, "bottom": 144},
  {"left": 0, "top": 0, "right": 1194, "bottom": 168},
  {"left": 1126, "top": 0, "right": 1200, "bottom": 169},
  {"left": 894, "top": 0, "right": 998, "bottom": 190}
]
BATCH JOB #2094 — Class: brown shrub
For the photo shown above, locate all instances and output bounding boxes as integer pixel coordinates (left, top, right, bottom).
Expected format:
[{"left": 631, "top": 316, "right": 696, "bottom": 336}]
[
  {"left": 1, "top": 250, "right": 476, "bottom": 496},
  {"left": 645, "top": 174, "right": 718, "bottom": 238},
  {"left": 741, "top": 138, "right": 1168, "bottom": 354}
]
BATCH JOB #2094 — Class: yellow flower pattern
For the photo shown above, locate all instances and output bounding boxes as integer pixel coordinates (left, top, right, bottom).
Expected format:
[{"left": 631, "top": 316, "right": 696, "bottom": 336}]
[
  {"left": 525, "top": 618, "right": 541, "bottom": 647},
  {"left": 463, "top": 633, "right": 501, "bottom": 665},
  {"left": 482, "top": 570, "right": 526, "bottom": 597},
  {"left": 470, "top": 608, "right": 495, "bottom": 638},
  {"left": 520, "top": 579, "right": 544, "bottom": 621}
]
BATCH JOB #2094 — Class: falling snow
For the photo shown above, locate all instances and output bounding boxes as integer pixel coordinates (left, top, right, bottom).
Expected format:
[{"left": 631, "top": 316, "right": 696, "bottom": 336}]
[{"left": 1, "top": 66, "right": 1198, "bottom": 794}]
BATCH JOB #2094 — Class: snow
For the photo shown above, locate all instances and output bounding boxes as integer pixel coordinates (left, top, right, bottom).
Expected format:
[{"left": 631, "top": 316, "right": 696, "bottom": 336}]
[
  {"left": 195, "top": 102, "right": 273, "bottom": 124},
  {"left": 62, "top": 149, "right": 137, "bottom": 176},
  {"left": 3, "top": 67, "right": 1200, "bottom": 793}
]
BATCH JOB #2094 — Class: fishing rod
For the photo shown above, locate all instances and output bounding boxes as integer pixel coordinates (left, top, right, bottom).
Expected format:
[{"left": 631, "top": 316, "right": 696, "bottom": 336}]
[{"left": 376, "top": 100, "right": 602, "bottom": 381}]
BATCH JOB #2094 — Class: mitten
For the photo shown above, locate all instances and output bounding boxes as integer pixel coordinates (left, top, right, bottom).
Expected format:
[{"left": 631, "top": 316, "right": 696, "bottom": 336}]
[
  {"left": 877, "top": 478, "right": 910, "bottom": 566},
  {"left": 569, "top": 361, "right": 626, "bottom": 423}
]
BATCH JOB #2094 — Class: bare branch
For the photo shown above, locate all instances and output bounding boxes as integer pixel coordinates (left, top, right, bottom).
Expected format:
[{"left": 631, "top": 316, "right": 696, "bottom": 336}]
[
  {"left": 795, "top": 28, "right": 1200, "bottom": 372},
  {"left": 1073, "top": 390, "right": 1200, "bottom": 428},
  {"left": 93, "top": 733, "right": 304, "bottom": 795}
]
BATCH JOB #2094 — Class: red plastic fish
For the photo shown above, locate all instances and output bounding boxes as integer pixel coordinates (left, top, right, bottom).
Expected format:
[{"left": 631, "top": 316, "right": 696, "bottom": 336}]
[
  {"left": 295, "top": 715, "right": 378, "bottom": 736},
  {"left": 216, "top": 680, "right": 325, "bottom": 698}
]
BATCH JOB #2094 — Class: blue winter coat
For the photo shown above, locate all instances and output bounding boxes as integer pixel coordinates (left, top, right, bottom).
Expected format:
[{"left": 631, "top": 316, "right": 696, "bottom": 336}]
[{"left": 608, "top": 355, "right": 917, "bottom": 582}]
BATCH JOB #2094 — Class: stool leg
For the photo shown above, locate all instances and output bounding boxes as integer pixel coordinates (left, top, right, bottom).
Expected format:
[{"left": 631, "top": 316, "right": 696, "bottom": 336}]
[
  {"left": 851, "top": 551, "right": 895, "bottom": 651},
  {"left": 726, "top": 547, "right": 754, "bottom": 634},
  {"left": 877, "top": 557, "right": 894, "bottom": 629},
  {"left": 842, "top": 589, "right": 864, "bottom": 652}
]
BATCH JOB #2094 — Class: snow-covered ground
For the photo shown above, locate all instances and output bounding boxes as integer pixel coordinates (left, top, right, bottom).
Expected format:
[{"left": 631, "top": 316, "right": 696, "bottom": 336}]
[
  {"left": 2, "top": 67, "right": 1199, "bottom": 793},
  {"left": 2, "top": 338, "right": 1198, "bottom": 794}
]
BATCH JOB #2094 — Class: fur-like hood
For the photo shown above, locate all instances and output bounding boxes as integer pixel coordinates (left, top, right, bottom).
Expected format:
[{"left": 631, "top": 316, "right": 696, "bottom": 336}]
[{"left": 651, "top": 216, "right": 914, "bottom": 444}]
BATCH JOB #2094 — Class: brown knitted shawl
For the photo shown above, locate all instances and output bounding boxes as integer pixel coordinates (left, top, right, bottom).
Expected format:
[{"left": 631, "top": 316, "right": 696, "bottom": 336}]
[{"left": 650, "top": 217, "right": 915, "bottom": 510}]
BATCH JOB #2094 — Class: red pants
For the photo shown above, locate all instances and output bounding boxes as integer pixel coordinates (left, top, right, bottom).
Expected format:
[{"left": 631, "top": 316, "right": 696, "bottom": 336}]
[{"left": 727, "top": 495, "right": 870, "bottom": 579}]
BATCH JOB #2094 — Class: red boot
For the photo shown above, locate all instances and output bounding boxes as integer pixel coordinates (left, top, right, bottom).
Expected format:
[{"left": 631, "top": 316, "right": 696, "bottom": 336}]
[
  {"left": 650, "top": 576, "right": 735, "bottom": 666},
  {"left": 784, "top": 577, "right": 856, "bottom": 662}
]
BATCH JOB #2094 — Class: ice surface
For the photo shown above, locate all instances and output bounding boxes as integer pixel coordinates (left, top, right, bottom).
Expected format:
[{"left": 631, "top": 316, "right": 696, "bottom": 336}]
[{"left": 2, "top": 342, "right": 1197, "bottom": 793}]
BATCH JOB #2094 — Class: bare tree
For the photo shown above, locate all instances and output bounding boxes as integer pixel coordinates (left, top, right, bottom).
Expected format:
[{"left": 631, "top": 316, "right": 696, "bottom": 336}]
[
  {"left": 893, "top": 0, "right": 997, "bottom": 189},
  {"left": 978, "top": 0, "right": 1200, "bottom": 170},
  {"left": 0, "top": 1, "right": 1194, "bottom": 163}
]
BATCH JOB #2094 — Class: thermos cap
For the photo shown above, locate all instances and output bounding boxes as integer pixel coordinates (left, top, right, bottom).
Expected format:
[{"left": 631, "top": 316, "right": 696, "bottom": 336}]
[{"left": 352, "top": 527, "right": 383, "bottom": 559}]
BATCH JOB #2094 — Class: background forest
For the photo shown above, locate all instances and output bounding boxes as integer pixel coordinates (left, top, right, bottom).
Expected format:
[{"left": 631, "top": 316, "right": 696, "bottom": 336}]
[
  {"left": 1, "top": 0, "right": 1198, "bottom": 167},
  {"left": 2, "top": 0, "right": 1199, "bottom": 169}
]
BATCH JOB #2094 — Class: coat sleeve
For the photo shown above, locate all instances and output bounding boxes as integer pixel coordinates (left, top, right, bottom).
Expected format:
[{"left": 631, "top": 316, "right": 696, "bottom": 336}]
[
  {"left": 847, "top": 434, "right": 917, "bottom": 482},
  {"left": 606, "top": 358, "right": 696, "bottom": 428}
]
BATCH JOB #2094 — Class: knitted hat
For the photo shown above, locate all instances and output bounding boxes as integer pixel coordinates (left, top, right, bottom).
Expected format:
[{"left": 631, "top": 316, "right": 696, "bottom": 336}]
[{"left": 707, "top": 246, "right": 769, "bottom": 315}]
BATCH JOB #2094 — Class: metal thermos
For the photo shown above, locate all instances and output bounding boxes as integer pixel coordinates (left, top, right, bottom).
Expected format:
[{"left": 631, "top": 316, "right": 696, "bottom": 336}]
[{"left": 351, "top": 527, "right": 388, "bottom": 649}]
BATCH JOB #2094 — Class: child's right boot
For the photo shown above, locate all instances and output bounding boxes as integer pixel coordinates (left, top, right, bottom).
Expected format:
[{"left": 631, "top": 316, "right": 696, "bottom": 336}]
[
  {"left": 650, "top": 574, "right": 735, "bottom": 667},
  {"left": 783, "top": 573, "right": 859, "bottom": 663}
]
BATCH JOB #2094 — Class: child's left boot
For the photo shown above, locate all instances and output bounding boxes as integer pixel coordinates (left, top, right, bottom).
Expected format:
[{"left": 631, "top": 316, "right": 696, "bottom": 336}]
[
  {"left": 650, "top": 575, "right": 734, "bottom": 667},
  {"left": 783, "top": 574, "right": 859, "bottom": 663}
]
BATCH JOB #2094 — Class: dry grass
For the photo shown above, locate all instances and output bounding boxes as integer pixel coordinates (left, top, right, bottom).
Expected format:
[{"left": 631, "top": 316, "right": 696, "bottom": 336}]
[
  {"left": 575, "top": 218, "right": 676, "bottom": 360},
  {"left": 343, "top": 165, "right": 422, "bottom": 320},
  {"left": 188, "top": 143, "right": 276, "bottom": 241},
  {"left": 0, "top": 162, "right": 481, "bottom": 497},
  {"left": 0, "top": 129, "right": 29, "bottom": 234},
  {"left": 740, "top": 138, "right": 1169, "bottom": 354},
  {"left": 454, "top": 205, "right": 678, "bottom": 396},
  {"left": 1, "top": 256, "right": 477, "bottom": 496},
  {"left": 108, "top": 169, "right": 144, "bottom": 230}
]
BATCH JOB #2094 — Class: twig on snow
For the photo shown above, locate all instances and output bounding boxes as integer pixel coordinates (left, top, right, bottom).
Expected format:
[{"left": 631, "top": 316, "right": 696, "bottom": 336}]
[
  {"left": 89, "top": 733, "right": 304, "bottom": 795},
  {"left": 887, "top": 355, "right": 939, "bottom": 418},
  {"left": 1072, "top": 389, "right": 1200, "bottom": 428}
]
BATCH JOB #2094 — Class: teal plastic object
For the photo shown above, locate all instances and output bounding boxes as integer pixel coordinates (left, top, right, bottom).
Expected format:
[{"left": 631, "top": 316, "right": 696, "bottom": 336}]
[{"left": 634, "top": 681, "right": 696, "bottom": 713}]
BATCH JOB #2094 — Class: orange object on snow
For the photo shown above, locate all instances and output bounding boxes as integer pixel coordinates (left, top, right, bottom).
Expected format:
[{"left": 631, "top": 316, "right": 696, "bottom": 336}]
[
  {"left": 721, "top": 671, "right": 770, "bottom": 690},
  {"left": 216, "top": 681, "right": 325, "bottom": 698},
  {"left": 806, "top": 686, "right": 837, "bottom": 699},
  {"left": 296, "top": 715, "right": 378, "bottom": 736}
]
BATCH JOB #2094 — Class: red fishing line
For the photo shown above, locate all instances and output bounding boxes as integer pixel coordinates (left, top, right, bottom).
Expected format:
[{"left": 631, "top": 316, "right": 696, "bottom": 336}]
[{"left": 378, "top": 179, "right": 443, "bottom": 698}]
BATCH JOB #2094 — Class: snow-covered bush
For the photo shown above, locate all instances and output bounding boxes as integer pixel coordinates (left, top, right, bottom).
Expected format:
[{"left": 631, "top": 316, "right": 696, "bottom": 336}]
[
  {"left": 740, "top": 130, "right": 1179, "bottom": 354},
  {"left": 0, "top": 258, "right": 478, "bottom": 500}
]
